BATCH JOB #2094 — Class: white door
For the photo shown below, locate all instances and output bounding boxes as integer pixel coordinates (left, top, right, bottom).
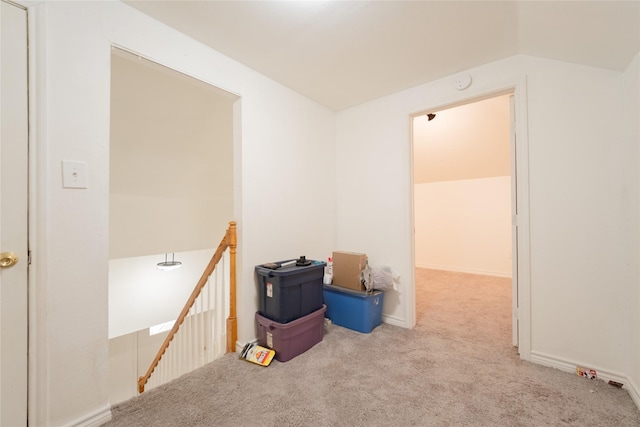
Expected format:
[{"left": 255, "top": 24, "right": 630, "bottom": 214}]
[{"left": 0, "top": 1, "right": 29, "bottom": 425}]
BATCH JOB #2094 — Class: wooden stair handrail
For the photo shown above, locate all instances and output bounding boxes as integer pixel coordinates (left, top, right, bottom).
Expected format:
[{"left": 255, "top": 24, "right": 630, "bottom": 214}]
[{"left": 138, "top": 221, "right": 237, "bottom": 393}]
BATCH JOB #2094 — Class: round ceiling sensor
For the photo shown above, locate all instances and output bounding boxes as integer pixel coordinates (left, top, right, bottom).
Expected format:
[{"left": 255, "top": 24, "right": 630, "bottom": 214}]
[{"left": 453, "top": 74, "right": 472, "bottom": 91}]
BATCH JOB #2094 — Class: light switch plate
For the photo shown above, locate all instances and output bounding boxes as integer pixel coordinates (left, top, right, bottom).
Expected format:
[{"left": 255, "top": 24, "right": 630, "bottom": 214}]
[{"left": 62, "top": 160, "right": 88, "bottom": 189}]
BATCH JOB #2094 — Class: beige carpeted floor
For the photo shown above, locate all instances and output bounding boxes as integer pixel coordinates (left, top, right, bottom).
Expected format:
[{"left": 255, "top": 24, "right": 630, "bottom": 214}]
[{"left": 105, "top": 269, "right": 640, "bottom": 426}]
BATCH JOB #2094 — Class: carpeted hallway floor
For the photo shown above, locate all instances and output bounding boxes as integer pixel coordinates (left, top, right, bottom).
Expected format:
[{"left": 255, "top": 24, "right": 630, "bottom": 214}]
[{"left": 105, "top": 269, "right": 640, "bottom": 426}]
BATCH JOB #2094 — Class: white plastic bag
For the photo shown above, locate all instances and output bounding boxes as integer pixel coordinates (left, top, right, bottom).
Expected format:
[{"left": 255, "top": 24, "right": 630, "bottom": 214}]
[{"left": 363, "top": 265, "right": 399, "bottom": 291}]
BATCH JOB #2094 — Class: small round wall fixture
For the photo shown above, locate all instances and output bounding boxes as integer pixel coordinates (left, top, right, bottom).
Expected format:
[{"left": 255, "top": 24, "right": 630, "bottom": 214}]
[
  {"left": 157, "top": 253, "right": 182, "bottom": 271},
  {"left": 453, "top": 74, "right": 472, "bottom": 91}
]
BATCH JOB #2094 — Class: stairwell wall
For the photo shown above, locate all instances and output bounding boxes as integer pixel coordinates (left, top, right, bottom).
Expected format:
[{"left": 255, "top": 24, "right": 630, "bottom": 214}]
[{"left": 624, "top": 52, "right": 640, "bottom": 407}]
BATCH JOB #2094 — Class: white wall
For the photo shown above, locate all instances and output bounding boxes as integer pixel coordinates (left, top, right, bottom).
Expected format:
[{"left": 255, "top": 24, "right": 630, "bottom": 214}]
[
  {"left": 336, "top": 53, "right": 639, "bottom": 397},
  {"left": 412, "top": 94, "right": 511, "bottom": 184},
  {"left": 520, "top": 56, "right": 638, "bottom": 382},
  {"left": 412, "top": 95, "right": 512, "bottom": 276},
  {"left": 624, "top": 52, "right": 640, "bottom": 406},
  {"left": 414, "top": 177, "right": 512, "bottom": 276},
  {"left": 108, "top": 249, "right": 217, "bottom": 339},
  {"left": 30, "top": 1, "right": 336, "bottom": 425},
  {"left": 110, "top": 49, "right": 236, "bottom": 259},
  {"left": 108, "top": 329, "right": 169, "bottom": 406}
]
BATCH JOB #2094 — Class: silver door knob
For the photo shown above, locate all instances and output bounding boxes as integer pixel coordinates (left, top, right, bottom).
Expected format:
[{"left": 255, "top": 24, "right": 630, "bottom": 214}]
[{"left": 0, "top": 252, "right": 18, "bottom": 268}]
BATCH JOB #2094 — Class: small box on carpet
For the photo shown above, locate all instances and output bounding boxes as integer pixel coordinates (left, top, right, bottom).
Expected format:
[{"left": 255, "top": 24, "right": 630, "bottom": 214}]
[
  {"left": 239, "top": 342, "right": 275, "bottom": 367},
  {"left": 323, "top": 284, "right": 383, "bottom": 333},
  {"left": 331, "top": 251, "right": 367, "bottom": 291},
  {"left": 255, "top": 259, "right": 325, "bottom": 323},
  {"left": 255, "top": 305, "right": 326, "bottom": 362}
]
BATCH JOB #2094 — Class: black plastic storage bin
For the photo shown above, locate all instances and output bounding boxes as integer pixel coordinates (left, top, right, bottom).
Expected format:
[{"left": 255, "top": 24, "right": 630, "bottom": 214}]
[{"left": 256, "top": 259, "right": 325, "bottom": 323}]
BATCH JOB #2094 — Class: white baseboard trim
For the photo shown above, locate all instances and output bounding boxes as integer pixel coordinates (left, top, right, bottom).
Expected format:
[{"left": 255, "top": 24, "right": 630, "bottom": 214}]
[
  {"left": 530, "top": 351, "right": 640, "bottom": 410},
  {"left": 382, "top": 314, "right": 406, "bottom": 328},
  {"left": 416, "top": 263, "right": 512, "bottom": 278},
  {"left": 626, "top": 378, "right": 640, "bottom": 410},
  {"left": 67, "top": 404, "right": 112, "bottom": 427}
]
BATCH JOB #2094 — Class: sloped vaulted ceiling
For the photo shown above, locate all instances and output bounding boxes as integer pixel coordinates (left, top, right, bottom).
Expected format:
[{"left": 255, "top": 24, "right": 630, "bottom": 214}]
[{"left": 125, "top": 1, "right": 640, "bottom": 111}]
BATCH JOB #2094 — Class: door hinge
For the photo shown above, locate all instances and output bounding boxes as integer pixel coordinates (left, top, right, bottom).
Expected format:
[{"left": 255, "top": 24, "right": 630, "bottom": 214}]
[
  {"left": 512, "top": 214, "right": 518, "bottom": 226},
  {"left": 27, "top": 250, "right": 32, "bottom": 265}
]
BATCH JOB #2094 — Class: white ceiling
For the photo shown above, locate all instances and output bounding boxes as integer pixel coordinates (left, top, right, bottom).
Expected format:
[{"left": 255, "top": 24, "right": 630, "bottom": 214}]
[{"left": 125, "top": 0, "right": 640, "bottom": 111}]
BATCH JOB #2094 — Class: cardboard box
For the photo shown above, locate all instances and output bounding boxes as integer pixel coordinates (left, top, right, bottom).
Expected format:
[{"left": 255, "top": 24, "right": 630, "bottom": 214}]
[{"left": 331, "top": 251, "right": 367, "bottom": 291}]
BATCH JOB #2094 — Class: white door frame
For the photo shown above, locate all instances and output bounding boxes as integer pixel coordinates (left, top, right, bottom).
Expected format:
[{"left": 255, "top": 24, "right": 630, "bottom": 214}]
[
  {"left": 509, "top": 94, "right": 519, "bottom": 348},
  {"left": 409, "top": 78, "right": 531, "bottom": 360}
]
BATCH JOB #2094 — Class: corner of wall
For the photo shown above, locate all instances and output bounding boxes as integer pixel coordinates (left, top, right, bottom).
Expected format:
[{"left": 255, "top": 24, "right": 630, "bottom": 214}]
[
  {"left": 628, "top": 378, "right": 640, "bottom": 411},
  {"left": 531, "top": 351, "right": 640, "bottom": 411},
  {"left": 67, "top": 405, "right": 112, "bottom": 427}
]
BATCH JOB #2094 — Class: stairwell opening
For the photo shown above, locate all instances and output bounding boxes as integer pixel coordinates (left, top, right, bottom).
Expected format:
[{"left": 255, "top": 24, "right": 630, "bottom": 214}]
[{"left": 108, "top": 46, "right": 238, "bottom": 403}]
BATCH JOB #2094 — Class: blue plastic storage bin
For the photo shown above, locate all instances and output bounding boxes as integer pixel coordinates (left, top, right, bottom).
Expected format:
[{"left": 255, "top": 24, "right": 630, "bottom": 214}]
[{"left": 323, "top": 284, "right": 383, "bottom": 333}]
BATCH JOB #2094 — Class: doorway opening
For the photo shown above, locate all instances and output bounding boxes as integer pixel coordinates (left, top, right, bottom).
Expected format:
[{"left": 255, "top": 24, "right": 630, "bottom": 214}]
[
  {"left": 108, "top": 47, "right": 239, "bottom": 403},
  {"left": 411, "top": 92, "right": 518, "bottom": 349}
]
